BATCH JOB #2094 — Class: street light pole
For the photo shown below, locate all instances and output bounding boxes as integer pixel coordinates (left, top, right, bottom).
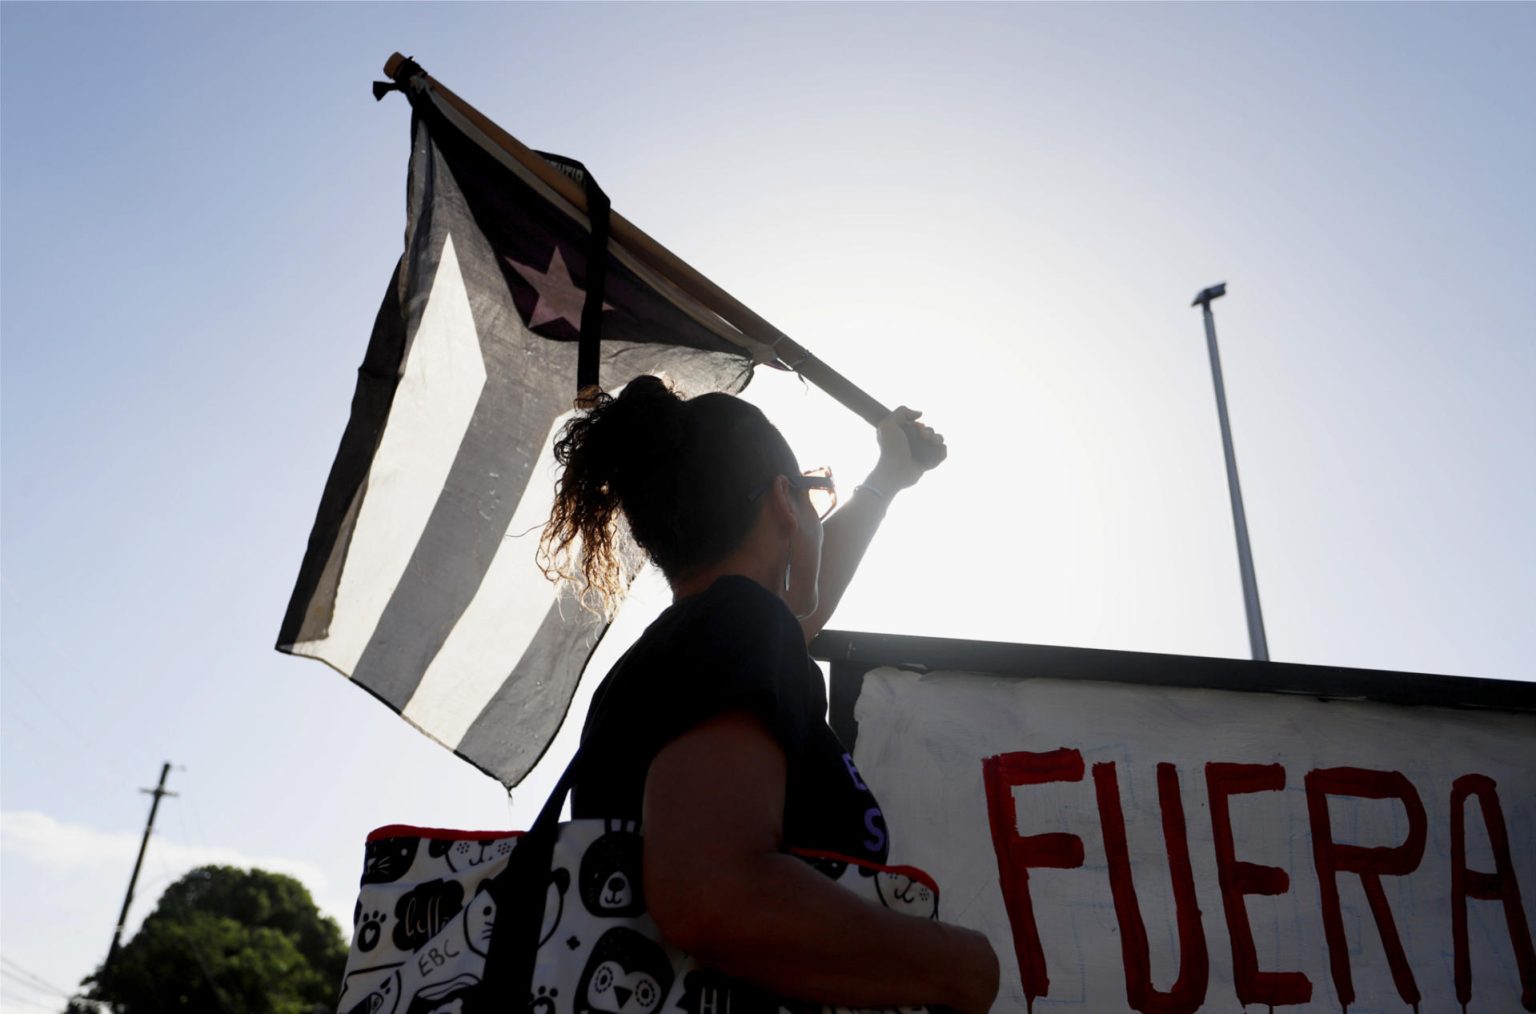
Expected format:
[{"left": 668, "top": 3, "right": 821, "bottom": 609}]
[{"left": 1192, "top": 283, "right": 1269, "bottom": 662}]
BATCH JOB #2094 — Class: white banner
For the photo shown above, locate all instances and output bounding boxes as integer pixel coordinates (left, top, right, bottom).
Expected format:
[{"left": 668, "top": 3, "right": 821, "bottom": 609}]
[{"left": 851, "top": 668, "right": 1536, "bottom": 1014}]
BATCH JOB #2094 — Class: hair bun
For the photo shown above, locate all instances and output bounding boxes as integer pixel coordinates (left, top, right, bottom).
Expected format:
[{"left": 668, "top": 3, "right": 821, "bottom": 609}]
[
  {"left": 607, "top": 376, "right": 686, "bottom": 472},
  {"left": 551, "top": 374, "right": 687, "bottom": 497},
  {"left": 614, "top": 374, "right": 676, "bottom": 406},
  {"left": 541, "top": 374, "right": 691, "bottom": 614}
]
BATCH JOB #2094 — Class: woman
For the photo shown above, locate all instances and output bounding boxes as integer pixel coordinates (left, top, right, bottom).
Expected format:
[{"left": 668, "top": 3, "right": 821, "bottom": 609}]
[{"left": 540, "top": 375, "right": 1000, "bottom": 1011}]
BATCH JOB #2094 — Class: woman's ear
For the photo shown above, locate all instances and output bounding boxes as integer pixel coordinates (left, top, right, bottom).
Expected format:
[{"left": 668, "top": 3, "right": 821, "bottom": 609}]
[{"left": 767, "top": 474, "right": 799, "bottom": 532}]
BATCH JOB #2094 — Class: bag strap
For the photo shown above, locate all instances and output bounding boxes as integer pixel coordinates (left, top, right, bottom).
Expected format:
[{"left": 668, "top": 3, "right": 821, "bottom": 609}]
[
  {"left": 530, "top": 721, "right": 597, "bottom": 836},
  {"left": 479, "top": 668, "right": 626, "bottom": 1000}
]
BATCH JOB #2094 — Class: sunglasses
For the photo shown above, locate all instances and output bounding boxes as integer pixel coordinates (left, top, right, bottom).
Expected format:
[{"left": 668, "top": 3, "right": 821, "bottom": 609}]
[{"left": 748, "top": 466, "right": 838, "bottom": 520}]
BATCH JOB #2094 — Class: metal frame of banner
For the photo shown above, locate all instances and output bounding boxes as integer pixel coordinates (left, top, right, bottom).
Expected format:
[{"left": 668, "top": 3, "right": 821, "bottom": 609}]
[
  {"left": 381, "top": 52, "right": 899, "bottom": 430},
  {"left": 809, "top": 628, "right": 1536, "bottom": 751}
]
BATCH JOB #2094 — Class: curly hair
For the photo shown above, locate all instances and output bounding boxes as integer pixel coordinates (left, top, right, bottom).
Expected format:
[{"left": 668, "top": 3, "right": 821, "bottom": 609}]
[{"left": 538, "top": 375, "right": 798, "bottom": 616}]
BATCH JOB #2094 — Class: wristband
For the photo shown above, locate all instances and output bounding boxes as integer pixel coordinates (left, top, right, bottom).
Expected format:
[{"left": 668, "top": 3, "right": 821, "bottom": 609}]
[{"left": 854, "top": 483, "right": 889, "bottom": 503}]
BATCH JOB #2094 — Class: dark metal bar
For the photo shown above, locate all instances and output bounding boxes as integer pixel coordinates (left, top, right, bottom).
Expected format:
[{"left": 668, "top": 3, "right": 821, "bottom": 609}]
[{"left": 811, "top": 628, "right": 1535, "bottom": 716}]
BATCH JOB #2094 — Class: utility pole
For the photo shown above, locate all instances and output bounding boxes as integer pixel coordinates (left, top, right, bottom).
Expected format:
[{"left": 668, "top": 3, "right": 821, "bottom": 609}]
[
  {"left": 107, "top": 762, "right": 177, "bottom": 966},
  {"left": 1192, "top": 283, "right": 1269, "bottom": 662}
]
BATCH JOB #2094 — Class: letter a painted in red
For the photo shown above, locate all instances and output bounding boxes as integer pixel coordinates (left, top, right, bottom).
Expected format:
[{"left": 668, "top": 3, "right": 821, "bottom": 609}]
[
  {"left": 1451, "top": 774, "right": 1536, "bottom": 1012},
  {"left": 1093, "top": 761, "right": 1208, "bottom": 1014},
  {"left": 982, "top": 749, "right": 1086, "bottom": 1014}
]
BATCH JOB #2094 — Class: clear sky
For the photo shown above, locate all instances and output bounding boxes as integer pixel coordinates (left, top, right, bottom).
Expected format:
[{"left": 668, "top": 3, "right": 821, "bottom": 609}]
[{"left": 2, "top": 2, "right": 1532, "bottom": 1007}]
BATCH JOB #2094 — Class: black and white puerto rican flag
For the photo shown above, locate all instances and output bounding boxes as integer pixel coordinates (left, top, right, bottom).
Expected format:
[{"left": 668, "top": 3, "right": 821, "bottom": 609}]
[{"left": 277, "top": 68, "right": 779, "bottom": 786}]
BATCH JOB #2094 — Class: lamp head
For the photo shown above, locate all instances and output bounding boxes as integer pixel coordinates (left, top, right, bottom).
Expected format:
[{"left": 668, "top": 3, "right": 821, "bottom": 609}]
[{"left": 1191, "top": 282, "right": 1227, "bottom": 308}]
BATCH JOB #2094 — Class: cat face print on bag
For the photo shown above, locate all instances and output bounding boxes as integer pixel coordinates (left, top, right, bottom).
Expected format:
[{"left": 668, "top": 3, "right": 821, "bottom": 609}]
[
  {"left": 364, "top": 836, "right": 421, "bottom": 884},
  {"left": 339, "top": 966, "right": 403, "bottom": 1014},
  {"left": 429, "top": 835, "right": 517, "bottom": 875},
  {"left": 463, "top": 888, "right": 497, "bottom": 956},
  {"left": 860, "top": 868, "right": 937, "bottom": 920},
  {"left": 574, "top": 927, "right": 673, "bottom": 1014},
  {"left": 579, "top": 821, "right": 645, "bottom": 918}
]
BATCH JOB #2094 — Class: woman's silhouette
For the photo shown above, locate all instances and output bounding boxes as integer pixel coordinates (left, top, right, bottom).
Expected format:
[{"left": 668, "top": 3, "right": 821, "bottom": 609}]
[{"left": 540, "top": 375, "right": 999, "bottom": 1010}]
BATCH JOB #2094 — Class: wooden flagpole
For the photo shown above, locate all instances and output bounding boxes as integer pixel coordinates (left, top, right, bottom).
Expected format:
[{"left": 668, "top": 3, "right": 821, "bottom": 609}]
[{"left": 382, "top": 53, "right": 906, "bottom": 435}]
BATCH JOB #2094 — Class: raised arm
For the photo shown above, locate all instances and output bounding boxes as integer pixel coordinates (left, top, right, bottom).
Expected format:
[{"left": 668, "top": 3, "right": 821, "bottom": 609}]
[
  {"left": 799, "top": 407, "right": 946, "bottom": 644},
  {"left": 642, "top": 709, "right": 998, "bottom": 1010}
]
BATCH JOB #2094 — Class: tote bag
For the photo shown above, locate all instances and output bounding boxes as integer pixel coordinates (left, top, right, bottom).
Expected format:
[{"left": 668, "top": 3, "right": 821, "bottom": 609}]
[{"left": 335, "top": 731, "right": 941, "bottom": 1014}]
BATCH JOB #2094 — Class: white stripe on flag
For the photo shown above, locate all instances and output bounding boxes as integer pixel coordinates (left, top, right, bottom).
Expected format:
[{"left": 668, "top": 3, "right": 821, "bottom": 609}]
[
  {"left": 399, "top": 408, "right": 574, "bottom": 744},
  {"left": 292, "top": 236, "right": 488, "bottom": 675}
]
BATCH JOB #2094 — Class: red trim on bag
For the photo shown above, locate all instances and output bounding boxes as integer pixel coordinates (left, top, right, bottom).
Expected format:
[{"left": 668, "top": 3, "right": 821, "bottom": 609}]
[
  {"left": 357, "top": 830, "right": 934, "bottom": 898},
  {"left": 365, "top": 824, "right": 526, "bottom": 842},
  {"left": 788, "top": 847, "right": 941, "bottom": 897}
]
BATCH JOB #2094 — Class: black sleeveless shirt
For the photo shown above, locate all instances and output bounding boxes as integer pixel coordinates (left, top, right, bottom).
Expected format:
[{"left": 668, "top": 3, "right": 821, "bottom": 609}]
[{"left": 571, "top": 575, "right": 890, "bottom": 864}]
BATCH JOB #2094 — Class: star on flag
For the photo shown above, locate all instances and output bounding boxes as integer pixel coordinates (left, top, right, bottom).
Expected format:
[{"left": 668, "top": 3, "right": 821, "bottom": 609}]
[{"left": 505, "top": 246, "right": 612, "bottom": 331}]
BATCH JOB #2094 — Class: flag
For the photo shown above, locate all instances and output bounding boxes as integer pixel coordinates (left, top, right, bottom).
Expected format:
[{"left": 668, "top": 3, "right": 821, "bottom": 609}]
[{"left": 277, "top": 66, "right": 781, "bottom": 787}]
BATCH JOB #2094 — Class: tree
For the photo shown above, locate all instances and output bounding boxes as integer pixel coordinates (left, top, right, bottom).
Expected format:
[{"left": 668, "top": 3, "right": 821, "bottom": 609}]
[{"left": 69, "top": 865, "right": 348, "bottom": 1014}]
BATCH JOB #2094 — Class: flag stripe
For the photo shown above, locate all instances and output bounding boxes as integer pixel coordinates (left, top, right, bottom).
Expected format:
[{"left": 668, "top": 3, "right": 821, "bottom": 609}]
[
  {"left": 453, "top": 586, "right": 611, "bottom": 783},
  {"left": 296, "top": 234, "right": 486, "bottom": 674},
  {"left": 276, "top": 261, "right": 407, "bottom": 649},
  {"left": 399, "top": 408, "right": 571, "bottom": 743}
]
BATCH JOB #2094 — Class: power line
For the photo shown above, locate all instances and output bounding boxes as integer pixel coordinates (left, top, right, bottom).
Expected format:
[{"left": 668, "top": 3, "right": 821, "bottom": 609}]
[
  {"left": 0, "top": 703, "right": 48, "bottom": 740},
  {"left": 0, "top": 581, "right": 134, "bottom": 790},
  {"left": 0, "top": 986, "right": 62, "bottom": 1012},
  {"left": 172, "top": 767, "right": 214, "bottom": 853},
  {"left": 0, "top": 980, "right": 61, "bottom": 1005},
  {"left": 0, "top": 960, "right": 69, "bottom": 997},
  {"left": 0, "top": 583, "right": 116, "bottom": 702},
  {"left": 0, "top": 654, "right": 112, "bottom": 760},
  {"left": 0, "top": 654, "right": 127, "bottom": 794}
]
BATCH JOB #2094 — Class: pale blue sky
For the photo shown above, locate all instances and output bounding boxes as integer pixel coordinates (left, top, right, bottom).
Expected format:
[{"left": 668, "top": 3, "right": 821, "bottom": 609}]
[{"left": 2, "top": 2, "right": 1532, "bottom": 1006}]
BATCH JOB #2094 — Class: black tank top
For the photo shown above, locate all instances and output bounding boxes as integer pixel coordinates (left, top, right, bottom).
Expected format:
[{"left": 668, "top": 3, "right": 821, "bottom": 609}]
[{"left": 571, "top": 575, "right": 890, "bottom": 864}]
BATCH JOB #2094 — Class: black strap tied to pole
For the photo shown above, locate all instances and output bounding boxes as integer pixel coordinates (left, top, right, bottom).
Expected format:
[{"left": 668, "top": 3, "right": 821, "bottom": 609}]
[
  {"left": 576, "top": 178, "right": 611, "bottom": 403},
  {"left": 535, "top": 151, "right": 611, "bottom": 405},
  {"left": 372, "top": 56, "right": 426, "bottom": 101}
]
